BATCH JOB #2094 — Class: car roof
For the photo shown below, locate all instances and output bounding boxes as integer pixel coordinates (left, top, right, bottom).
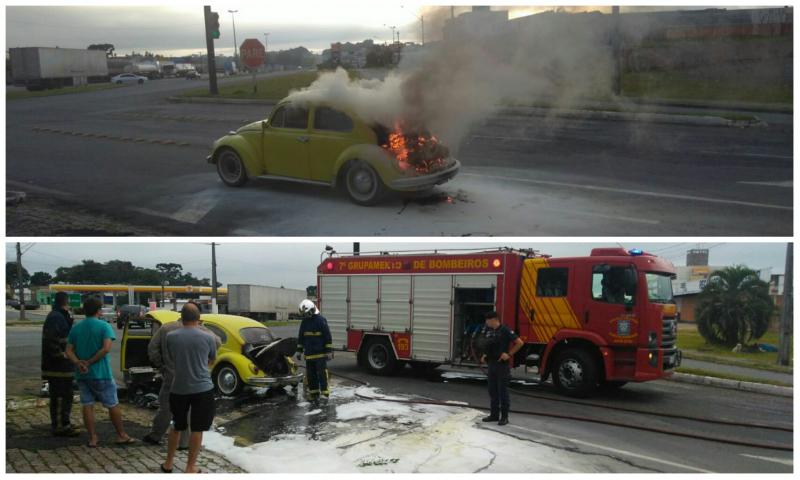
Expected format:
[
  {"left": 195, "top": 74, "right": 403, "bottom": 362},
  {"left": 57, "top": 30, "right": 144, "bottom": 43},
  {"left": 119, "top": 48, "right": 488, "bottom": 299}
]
[{"left": 145, "top": 310, "right": 267, "bottom": 332}]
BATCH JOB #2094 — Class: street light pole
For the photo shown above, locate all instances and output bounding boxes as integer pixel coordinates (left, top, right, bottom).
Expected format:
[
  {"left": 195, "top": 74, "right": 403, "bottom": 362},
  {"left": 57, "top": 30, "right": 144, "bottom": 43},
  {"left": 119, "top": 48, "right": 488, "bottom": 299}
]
[
  {"left": 263, "top": 32, "right": 270, "bottom": 69},
  {"left": 228, "top": 9, "right": 239, "bottom": 62},
  {"left": 16, "top": 242, "right": 25, "bottom": 321},
  {"left": 211, "top": 242, "right": 218, "bottom": 314},
  {"left": 401, "top": 6, "right": 424, "bottom": 45},
  {"left": 777, "top": 243, "right": 792, "bottom": 366}
]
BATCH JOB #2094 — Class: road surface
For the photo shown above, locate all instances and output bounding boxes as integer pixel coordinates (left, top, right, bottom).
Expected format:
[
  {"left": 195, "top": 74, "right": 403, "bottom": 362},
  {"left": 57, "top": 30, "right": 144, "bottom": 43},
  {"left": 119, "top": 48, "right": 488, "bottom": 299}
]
[{"left": 6, "top": 74, "right": 792, "bottom": 235}]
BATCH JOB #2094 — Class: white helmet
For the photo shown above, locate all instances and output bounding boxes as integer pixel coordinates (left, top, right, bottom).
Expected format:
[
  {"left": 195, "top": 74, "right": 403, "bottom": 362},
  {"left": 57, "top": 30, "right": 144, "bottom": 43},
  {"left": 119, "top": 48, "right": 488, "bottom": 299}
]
[{"left": 299, "top": 299, "right": 319, "bottom": 316}]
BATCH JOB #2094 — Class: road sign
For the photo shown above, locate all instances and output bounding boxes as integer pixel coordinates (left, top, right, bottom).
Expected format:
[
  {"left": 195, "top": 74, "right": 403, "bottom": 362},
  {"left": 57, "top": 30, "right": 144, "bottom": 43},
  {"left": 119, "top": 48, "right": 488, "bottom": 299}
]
[
  {"left": 240, "top": 38, "right": 265, "bottom": 69},
  {"left": 68, "top": 293, "right": 81, "bottom": 308}
]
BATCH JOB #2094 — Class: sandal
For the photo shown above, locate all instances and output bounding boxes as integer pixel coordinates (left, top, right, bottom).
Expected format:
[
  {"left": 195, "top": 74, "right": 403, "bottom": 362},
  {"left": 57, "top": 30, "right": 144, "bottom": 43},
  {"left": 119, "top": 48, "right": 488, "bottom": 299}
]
[{"left": 114, "top": 437, "right": 136, "bottom": 446}]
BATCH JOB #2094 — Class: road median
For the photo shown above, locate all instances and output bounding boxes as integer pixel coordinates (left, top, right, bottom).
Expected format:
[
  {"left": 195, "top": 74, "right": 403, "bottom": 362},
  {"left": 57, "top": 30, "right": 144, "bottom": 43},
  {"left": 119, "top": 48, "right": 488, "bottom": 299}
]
[{"left": 668, "top": 372, "right": 792, "bottom": 397}]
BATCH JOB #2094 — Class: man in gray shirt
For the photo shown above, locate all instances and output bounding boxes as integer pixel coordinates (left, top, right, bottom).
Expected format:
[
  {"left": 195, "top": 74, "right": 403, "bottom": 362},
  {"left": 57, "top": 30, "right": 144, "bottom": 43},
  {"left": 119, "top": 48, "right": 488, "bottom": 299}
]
[
  {"left": 160, "top": 303, "right": 218, "bottom": 474},
  {"left": 144, "top": 303, "right": 220, "bottom": 448}
]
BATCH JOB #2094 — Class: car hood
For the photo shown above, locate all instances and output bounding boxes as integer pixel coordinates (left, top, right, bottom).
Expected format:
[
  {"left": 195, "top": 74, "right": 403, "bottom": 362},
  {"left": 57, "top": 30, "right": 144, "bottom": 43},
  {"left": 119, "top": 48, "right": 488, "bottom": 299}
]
[{"left": 236, "top": 121, "right": 262, "bottom": 134}]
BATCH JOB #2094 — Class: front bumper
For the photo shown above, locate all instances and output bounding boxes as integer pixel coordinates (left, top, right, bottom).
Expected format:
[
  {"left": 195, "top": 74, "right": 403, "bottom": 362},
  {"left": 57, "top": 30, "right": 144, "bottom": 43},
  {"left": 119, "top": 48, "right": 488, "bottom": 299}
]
[
  {"left": 245, "top": 372, "right": 304, "bottom": 387},
  {"left": 389, "top": 159, "right": 460, "bottom": 191},
  {"left": 206, "top": 154, "right": 214, "bottom": 164}
]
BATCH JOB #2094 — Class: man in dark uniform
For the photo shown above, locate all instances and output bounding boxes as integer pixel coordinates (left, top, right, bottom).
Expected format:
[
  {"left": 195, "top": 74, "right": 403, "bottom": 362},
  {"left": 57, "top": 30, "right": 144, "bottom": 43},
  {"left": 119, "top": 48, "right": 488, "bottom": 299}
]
[
  {"left": 41, "top": 292, "right": 79, "bottom": 436},
  {"left": 480, "top": 311, "right": 524, "bottom": 426},
  {"left": 296, "top": 299, "right": 333, "bottom": 400}
]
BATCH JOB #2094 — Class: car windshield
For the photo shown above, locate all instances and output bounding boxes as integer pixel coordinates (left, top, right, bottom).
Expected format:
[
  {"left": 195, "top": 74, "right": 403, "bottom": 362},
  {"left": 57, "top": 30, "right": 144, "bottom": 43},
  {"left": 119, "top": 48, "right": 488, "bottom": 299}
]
[
  {"left": 646, "top": 272, "right": 674, "bottom": 303},
  {"left": 240, "top": 327, "right": 275, "bottom": 344}
]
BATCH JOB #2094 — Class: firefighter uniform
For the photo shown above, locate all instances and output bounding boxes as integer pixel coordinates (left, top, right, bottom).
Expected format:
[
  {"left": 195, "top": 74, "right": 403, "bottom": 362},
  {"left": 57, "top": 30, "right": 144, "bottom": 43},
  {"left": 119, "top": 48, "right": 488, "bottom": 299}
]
[
  {"left": 297, "top": 313, "right": 333, "bottom": 399},
  {"left": 482, "top": 324, "right": 519, "bottom": 423}
]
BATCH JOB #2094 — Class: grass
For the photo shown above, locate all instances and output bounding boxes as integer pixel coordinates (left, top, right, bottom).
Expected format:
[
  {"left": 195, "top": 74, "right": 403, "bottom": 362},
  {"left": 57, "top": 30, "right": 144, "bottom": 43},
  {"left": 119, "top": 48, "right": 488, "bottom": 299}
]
[
  {"left": 622, "top": 70, "right": 792, "bottom": 105},
  {"left": 676, "top": 366, "right": 791, "bottom": 388},
  {"left": 7, "top": 83, "right": 123, "bottom": 100},
  {"left": 180, "top": 70, "right": 359, "bottom": 101},
  {"left": 677, "top": 324, "right": 792, "bottom": 374}
]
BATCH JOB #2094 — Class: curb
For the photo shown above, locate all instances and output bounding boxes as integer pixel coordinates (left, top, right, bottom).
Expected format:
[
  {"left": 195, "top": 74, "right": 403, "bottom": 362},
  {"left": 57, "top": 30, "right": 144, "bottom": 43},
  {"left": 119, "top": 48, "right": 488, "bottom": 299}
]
[
  {"left": 498, "top": 106, "right": 765, "bottom": 128},
  {"left": 168, "top": 96, "right": 276, "bottom": 106},
  {"left": 668, "top": 372, "right": 792, "bottom": 397}
]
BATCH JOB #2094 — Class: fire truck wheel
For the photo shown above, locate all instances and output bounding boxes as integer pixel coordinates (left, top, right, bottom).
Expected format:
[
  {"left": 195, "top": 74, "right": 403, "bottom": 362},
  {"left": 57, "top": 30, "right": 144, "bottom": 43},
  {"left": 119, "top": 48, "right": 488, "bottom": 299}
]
[
  {"left": 363, "top": 338, "right": 399, "bottom": 375},
  {"left": 344, "top": 161, "right": 385, "bottom": 206},
  {"left": 552, "top": 348, "right": 599, "bottom": 398},
  {"left": 214, "top": 363, "right": 243, "bottom": 396},
  {"left": 216, "top": 148, "right": 249, "bottom": 187}
]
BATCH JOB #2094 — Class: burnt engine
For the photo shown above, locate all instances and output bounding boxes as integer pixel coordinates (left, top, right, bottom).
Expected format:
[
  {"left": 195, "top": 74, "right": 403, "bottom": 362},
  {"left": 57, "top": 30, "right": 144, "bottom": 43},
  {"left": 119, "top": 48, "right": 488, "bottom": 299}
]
[{"left": 242, "top": 337, "right": 298, "bottom": 377}]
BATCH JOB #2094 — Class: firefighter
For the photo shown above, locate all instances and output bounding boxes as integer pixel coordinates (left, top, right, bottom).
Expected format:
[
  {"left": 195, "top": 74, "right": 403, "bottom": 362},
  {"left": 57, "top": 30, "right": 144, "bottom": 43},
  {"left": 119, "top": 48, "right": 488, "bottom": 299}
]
[
  {"left": 295, "top": 299, "right": 333, "bottom": 400},
  {"left": 480, "top": 311, "right": 523, "bottom": 426}
]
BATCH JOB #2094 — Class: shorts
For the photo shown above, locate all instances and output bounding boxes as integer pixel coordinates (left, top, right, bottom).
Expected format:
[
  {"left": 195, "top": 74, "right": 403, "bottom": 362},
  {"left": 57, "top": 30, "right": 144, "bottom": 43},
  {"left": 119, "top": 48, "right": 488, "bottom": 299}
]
[
  {"left": 77, "top": 379, "right": 119, "bottom": 408},
  {"left": 169, "top": 389, "right": 215, "bottom": 432}
]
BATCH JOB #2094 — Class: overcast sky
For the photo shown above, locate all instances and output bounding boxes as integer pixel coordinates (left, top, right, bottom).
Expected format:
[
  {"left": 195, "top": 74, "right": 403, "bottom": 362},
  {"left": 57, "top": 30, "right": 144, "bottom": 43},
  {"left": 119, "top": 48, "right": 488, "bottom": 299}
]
[
  {"left": 5, "top": 242, "right": 788, "bottom": 290},
  {"left": 5, "top": 4, "right": 752, "bottom": 56}
]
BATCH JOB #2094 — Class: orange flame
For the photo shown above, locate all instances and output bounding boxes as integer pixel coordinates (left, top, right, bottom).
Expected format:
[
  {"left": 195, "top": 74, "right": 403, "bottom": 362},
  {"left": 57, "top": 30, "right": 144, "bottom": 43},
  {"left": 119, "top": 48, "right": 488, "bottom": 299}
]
[{"left": 381, "top": 123, "right": 448, "bottom": 175}]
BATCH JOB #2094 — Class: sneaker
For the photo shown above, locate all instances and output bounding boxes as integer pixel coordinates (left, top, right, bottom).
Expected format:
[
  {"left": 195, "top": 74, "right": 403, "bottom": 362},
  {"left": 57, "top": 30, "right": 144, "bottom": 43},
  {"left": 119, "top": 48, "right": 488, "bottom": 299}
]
[
  {"left": 481, "top": 415, "right": 499, "bottom": 422},
  {"left": 142, "top": 434, "right": 161, "bottom": 446}
]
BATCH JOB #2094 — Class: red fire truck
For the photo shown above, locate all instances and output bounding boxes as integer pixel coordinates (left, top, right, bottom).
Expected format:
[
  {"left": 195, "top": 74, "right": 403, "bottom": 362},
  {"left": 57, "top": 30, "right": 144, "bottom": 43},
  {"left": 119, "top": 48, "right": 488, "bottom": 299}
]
[{"left": 317, "top": 247, "right": 680, "bottom": 397}]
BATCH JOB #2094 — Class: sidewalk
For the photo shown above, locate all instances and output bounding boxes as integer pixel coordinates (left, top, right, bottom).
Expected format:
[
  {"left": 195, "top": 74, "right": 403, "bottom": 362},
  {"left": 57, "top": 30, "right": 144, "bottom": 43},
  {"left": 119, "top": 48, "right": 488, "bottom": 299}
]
[
  {"left": 6, "top": 396, "right": 243, "bottom": 473},
  {"left": 680, "top": 358, "right": 793, "bottom": 386}
]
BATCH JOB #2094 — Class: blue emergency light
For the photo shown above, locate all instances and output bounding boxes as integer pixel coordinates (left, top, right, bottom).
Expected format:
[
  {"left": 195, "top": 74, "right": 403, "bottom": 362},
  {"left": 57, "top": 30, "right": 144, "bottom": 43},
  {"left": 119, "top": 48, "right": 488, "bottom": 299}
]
[{"left": 628, "top": 248, "right": 643, "bottom": 256}]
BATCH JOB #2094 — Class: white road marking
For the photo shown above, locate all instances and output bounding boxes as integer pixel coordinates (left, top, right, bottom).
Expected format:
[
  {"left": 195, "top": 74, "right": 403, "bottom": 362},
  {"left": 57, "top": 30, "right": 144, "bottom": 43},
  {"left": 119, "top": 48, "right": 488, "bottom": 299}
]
[
  {"left": 700, "top": 151, "right": 792, "bottom": 160},
  {"left": 737, "top": 180, "right": 793, "bottom": 188},
  {"left": 170, "top": 193, "right": 221, "bottom": 224},
  {"left": 469, "top": 134, "right": 550, "bottom": 143},
  {"left": 504, "top": 424, "right": 714, "bottom": 473},
  {"left": 739, "top": 454, "right": 793, "bottom": 466},
  {"left": 6, "top": 180, "right": 74, "bottom": 197},
  {"left": 461, "top": 173, "right": 792, "bottom": 211}
]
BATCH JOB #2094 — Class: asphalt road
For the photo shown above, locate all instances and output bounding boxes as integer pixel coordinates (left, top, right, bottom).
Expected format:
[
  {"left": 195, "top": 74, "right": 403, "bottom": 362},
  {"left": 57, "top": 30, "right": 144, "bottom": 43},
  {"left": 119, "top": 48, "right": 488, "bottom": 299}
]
[
  {"left": 6, "top": 324, "right": 792, "bottom": 472},
  {"left": 6, "top": 73, "right": 792, "bottom": 236}
]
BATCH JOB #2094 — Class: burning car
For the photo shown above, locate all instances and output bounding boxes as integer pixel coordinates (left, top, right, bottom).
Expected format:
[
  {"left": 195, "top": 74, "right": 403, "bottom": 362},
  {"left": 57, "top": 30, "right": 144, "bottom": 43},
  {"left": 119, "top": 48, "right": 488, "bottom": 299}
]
[
  {"left": 121, "top": 310, "right": 302, "bottom": 396},
  {"left": 207, "top": 99, "right": 460, "bottom": 205}
]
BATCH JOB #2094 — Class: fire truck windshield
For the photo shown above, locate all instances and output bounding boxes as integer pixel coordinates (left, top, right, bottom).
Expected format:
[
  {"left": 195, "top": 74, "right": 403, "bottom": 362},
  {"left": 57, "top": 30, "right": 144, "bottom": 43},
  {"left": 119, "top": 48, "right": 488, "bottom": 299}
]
[{"left": 646, "top": 272, "right": 674, "bottom": 304}]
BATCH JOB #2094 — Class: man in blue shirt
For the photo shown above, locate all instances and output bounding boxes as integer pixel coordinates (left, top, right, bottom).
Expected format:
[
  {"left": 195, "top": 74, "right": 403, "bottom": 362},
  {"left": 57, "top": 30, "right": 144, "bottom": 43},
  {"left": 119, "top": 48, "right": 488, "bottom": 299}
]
[
  {"left": 66, "top": 297, "right": 134, "bottom": 447},
  {"left": 479, "top": 311, "right": 523, "bottom": 426}
]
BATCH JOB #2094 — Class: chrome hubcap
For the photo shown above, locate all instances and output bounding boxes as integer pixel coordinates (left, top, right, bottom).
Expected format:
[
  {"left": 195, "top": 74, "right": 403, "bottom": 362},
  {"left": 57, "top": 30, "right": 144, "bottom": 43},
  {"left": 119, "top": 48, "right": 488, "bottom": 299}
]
[
  {"left": 368, "top": 345, "right": 388, "bottom": 369},
  {"left": 219, "top": 154, "right": 241, "bottom": 181},
  {"left": 558, "top": 359, "right": 584, "bottom": 389},
  {"left": 351, "top": 168, "right": 375, "bottom": 195},
  {"left": 218, "top": 368, "right": 237, "bottom": 393}
]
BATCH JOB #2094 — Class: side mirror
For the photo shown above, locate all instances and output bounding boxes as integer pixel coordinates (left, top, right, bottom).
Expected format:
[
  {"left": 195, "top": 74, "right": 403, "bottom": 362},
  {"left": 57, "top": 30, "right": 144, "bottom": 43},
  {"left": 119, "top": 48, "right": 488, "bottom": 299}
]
[{"left": 261, "top": 120, "right": 268, "bottom": 130}]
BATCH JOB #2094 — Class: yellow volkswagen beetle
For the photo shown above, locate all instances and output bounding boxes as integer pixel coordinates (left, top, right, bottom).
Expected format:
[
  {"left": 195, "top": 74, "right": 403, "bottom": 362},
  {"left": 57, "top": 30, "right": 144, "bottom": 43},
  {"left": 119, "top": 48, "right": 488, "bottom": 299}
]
[
  {"left": 121, "top": 310, "right": 302, "bottom": 396},
  {"left": 206, "top": 98, "right": 461, "bottom": 205}
]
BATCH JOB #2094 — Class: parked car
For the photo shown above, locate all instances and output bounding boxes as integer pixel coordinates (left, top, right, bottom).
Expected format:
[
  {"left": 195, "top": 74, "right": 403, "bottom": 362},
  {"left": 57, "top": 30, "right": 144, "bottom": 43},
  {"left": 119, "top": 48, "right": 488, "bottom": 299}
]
[
  {"left": 120, "top": 310, "right": 302, "bottom": 396},
  {"left": 117, "top": 304, "right": 147, "bottom": 329},
  {"left": 111, "top": 73, "right": 147, "bottom": 85},
  {"left": 8, "top": 300, "right": 40, "bottom": 310},
  {"left": 185, "top": 70, "right": 201, "bottom": 79},
  {"left": 6, "top": 299, "right": 20, "bottom": 309},
  {"left": 99, "top": 307, "right": 117, "bottom": 323},
  {"left": 206, "top": 98, "right": 460, "bottom": 205}
]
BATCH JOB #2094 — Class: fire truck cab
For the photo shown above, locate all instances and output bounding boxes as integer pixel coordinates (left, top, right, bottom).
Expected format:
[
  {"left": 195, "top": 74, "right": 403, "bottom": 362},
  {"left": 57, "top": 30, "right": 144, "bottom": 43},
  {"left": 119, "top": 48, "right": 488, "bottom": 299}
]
[{"left": 317, "top": 248, "right": 680, "bottom": 397}]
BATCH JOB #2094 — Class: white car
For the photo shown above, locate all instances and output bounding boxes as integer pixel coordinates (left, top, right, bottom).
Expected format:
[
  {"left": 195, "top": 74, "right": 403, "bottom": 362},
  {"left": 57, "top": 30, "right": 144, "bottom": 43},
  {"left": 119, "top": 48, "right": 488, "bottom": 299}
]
[{"left": 111, "top": 73, "right": 148, "bottom": 85}]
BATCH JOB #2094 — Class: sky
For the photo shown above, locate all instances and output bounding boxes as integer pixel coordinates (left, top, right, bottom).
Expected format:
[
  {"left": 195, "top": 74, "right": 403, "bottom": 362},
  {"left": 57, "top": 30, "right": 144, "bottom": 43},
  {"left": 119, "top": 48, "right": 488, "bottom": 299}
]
[
  {"left": 5, "top": 4, "right": 757, "bottom": 56},
  {"left": 5, "top": 242, "right": 788, "bottom": 290}
]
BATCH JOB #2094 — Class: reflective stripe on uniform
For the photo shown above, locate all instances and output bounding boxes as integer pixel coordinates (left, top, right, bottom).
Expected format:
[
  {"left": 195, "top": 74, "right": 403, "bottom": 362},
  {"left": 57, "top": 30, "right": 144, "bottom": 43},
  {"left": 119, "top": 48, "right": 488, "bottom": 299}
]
[
  {"left": 324, "top": 344, "right": 333, "bottom": 348},
  {"left": 305, "top": 353, "right": 326, "bottom": 360},
  {"left": 42, "top": 371, "right": 74, "bottom": 378},
  {"left": 303, "top": 331, "right": 323, "bottom": 336}
]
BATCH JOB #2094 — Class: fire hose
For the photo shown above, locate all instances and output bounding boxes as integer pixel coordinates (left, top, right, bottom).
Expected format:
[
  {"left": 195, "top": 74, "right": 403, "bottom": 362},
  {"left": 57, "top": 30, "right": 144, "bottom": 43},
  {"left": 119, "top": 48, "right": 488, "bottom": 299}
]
[{"left": 298, "top": 364, "right": 793, "bottom": 452}]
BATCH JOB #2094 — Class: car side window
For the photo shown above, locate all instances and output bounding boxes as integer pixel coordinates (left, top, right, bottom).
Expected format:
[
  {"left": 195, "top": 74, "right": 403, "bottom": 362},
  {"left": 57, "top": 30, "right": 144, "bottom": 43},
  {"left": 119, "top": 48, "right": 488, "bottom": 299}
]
[
  {"left": 270, "top": 105, "right": 308, "bottom": 130},
  {"left": 314, "top": 106, "right": 354, "bottom": 132},
  {"left": 205, "top": 324, "right": 227, "bottom": 344},
  {"left": 536, "top": 267, "right": 568, "bottom": 297}
]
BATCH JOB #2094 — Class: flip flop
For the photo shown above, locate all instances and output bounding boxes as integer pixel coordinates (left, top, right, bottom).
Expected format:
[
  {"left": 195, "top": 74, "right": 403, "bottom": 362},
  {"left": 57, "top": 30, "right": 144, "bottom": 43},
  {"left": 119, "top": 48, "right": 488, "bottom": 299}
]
[
  {"left": 86, "top": 443, "right": 98, "bottom": 448},
  {"left": 160, "top": 464, "right": 173, "bottom": 473},
  {"left": 114, "top": 437, "right": 136, "bottom": 446}
]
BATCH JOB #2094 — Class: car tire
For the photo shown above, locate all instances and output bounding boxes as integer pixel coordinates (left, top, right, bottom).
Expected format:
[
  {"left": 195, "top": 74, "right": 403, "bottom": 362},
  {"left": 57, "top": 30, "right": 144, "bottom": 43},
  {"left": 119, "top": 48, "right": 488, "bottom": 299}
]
[
  {"left": 116, "top": 81, "right": 123, "bottom": 85},
  {"left": 552, "top": 348, "right": 599, "bottom": 398},
  {"left": 344, "top": 160, "right": 385, "bottom": 206},
  {"left": 216, "top": 148, "right": 248, "bottom": 187},
  {"left": 362, "top": 338, "right": 399, "bottom": 376},
  {"left": 214, "top": 363, "right": 243, "bottom": 396}
]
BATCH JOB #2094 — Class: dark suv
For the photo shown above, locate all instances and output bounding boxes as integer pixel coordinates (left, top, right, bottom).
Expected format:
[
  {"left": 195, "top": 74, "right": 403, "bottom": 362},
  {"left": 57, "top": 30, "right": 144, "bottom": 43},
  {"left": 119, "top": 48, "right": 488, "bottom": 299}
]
[{"left": 117, "top": 305, "right": 148, "bottom": 329}]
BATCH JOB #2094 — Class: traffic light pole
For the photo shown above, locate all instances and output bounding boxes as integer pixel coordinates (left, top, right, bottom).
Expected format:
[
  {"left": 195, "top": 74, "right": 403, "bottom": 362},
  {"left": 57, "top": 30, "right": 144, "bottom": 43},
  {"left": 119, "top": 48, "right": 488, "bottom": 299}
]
[{"left": 204, "top": 5, "right": 219, "bottom": 95}]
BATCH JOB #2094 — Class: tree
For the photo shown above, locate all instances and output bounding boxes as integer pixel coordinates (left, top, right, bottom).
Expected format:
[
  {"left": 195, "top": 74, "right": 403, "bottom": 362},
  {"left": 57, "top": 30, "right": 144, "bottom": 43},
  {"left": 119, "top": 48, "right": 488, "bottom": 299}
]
[
  {"left": 695, "top": 266, "right": 774, "bottom": 348},
  {"left": 30, "top": 271, "right": 53, "bottom": 286},
  {"left": 156, "top": 263, "right": 184, "bottom": 283},
  {"left": 88, "top": 43, "right": 115, "bottom": 57},
  {"left": 6, "top": 262, "right": 30, "bottom": 290}
]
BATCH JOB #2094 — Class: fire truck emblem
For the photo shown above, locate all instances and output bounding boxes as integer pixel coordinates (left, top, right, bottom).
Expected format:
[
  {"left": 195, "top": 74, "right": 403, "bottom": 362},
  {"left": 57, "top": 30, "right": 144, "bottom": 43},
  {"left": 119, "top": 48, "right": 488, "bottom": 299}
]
[{"left": 396, "top": 337, "right": 410, "bottom": 353}]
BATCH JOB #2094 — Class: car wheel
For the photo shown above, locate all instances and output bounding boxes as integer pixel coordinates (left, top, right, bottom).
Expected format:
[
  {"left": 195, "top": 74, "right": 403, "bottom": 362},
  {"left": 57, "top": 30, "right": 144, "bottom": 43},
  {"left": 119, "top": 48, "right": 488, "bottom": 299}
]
[
  {"left": 214, "top": 364, "right": 243, "bottom": 396},
  {"left": 344, "top": 160, "right": 385, "bottom": 206},
  {"left": 552, "top": 348, "right": 599, "bottom": 398},
  {"left": 363, "top": 338, "right": 399, "bottom": 375},
  {"left": 116, "top": 81, "right": 123, "bottom": 85},
  {"left": 216, "top": 149, "right": 248, "bottom": 187}
]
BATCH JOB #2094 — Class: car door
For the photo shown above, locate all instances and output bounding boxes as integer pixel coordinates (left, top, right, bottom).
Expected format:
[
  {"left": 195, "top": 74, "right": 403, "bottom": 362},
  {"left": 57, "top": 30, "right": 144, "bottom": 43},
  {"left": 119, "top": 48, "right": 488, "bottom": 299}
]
[
  {"left": 307, "top": 106, "right": 360, "bottom": 182},
  {"left": 262, "top": 103, "right": 311, "bottom": 179}
]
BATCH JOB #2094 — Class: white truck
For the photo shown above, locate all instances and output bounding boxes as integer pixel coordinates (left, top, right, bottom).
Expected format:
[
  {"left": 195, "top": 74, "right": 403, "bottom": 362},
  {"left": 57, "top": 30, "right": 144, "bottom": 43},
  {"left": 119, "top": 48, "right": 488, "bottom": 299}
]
[
  {"left": 227, "top": 284, "right": 307, "bottom": 322},
  {"left": 10, "top": 47, "right": 108, "bottom": 91}
]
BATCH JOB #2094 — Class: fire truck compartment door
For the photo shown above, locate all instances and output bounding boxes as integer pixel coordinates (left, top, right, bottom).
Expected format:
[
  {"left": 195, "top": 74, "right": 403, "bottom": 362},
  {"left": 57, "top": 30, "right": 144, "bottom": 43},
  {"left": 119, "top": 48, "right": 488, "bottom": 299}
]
[
  {"left": 319, "top": 276, "right": 348, "bottom": 350},
  {"left": 380, "top": 276, "right": 411, "bottom": 332},
  {"left": 350, "top": 276, "right": 379, "bottom": 331},
  {"left": 454, "top": 275, "right": 497, "bottom": 289},
  {"left": 412, "top": 275, "right": 453, "bottom": 362}
]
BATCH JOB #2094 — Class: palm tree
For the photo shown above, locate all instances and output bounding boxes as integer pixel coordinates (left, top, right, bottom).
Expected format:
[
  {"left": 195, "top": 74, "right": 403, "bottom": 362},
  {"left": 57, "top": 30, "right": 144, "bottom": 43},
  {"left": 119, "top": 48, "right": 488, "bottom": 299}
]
[{"left": 695, "top": 266, "right": 774, "bottom": 348}]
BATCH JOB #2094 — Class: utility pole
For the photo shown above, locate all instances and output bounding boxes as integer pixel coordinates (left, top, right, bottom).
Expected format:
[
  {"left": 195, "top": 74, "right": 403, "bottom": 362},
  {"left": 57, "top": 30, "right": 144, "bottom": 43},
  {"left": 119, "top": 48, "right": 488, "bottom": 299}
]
[
  {"left": 229, "top": 10, "right": 239, "bottom": 62},
  {"left": 263, "top": 33, "right": 270, "bottom": 69},
  {"left": 612, "top": 5, "right": 622, "bottom": 96},
  {"left": 203, "top": 6, "right": 219, "bottom": 95},
  {"left": 211, "top": 242, "right": 218, "bottom": 314},
  {"left": 16, "top": 242, "right": 25, "bottom": 321},
  {"left": 777, "top": 243, "right": 792, "bottom": 366}
]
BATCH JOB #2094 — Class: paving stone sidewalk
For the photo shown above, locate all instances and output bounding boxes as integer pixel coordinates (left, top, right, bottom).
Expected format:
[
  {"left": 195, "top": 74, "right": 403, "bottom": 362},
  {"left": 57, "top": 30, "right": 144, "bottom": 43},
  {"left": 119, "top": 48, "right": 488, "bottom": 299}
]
[{"left": 6, "top": 396, "right": 243, "bottom": 473}]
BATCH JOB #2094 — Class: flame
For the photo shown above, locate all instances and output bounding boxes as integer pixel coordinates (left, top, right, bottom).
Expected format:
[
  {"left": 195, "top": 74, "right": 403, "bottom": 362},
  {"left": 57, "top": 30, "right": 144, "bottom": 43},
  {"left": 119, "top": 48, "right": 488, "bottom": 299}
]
[{"left": 382, "top": 123, "right": 449, "bottom": 175}]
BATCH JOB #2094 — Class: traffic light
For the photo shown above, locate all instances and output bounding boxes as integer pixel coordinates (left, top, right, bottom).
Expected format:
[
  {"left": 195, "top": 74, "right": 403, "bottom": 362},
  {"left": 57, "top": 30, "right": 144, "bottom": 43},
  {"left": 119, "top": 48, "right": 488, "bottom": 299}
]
[{"left": 208, "top": 11, "right": 220, "bottom": 39}]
